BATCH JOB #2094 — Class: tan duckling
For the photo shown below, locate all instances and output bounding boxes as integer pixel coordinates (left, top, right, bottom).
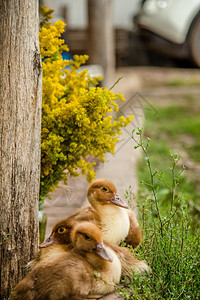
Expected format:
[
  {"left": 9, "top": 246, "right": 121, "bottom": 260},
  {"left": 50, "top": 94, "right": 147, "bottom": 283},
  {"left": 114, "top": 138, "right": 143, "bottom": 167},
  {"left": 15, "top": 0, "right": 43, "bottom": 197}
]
[
  {"left": 27, "top": 217, "right": 75, "bottom": 270},
  {"left": 30, "top": 218, "right": 149, "bottom": 278},
  {"left": 86, "top": 179, "right": 142, "bottom": 247},
  {"left": 12, "top": 222, "right": 121, "bottom": 300},
  {"left": 28, "top": 207, "right": 102, "bottom": 270}
]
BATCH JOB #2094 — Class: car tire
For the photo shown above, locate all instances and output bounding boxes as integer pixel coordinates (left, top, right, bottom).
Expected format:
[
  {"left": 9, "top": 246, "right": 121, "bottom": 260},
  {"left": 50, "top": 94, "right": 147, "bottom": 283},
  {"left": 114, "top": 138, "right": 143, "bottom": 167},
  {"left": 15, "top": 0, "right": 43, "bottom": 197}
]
[{"left": 189, "top": 16, "right": 200, "bottom": 67}]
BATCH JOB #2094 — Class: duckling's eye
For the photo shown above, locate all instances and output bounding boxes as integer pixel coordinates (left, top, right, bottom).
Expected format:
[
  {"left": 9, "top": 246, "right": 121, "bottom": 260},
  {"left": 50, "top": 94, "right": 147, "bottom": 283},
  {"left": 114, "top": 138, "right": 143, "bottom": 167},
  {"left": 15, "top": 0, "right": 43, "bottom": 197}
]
[
  {"left": 101, "top": 187, "right": 109, "bottom": 192},
  {"left": 83, "top": 234, "right": 91, "bottom": 240},
  {"left": 58, "top": 227, "right": 67, "bottom": 234}
]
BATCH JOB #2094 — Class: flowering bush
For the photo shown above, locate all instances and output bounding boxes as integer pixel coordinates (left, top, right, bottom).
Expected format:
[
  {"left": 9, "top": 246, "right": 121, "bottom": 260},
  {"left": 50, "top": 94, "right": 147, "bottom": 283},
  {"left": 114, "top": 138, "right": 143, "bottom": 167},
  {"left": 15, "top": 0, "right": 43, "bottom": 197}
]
[{"left": 39, "top": 7, "right": 133, "bottom": 201}]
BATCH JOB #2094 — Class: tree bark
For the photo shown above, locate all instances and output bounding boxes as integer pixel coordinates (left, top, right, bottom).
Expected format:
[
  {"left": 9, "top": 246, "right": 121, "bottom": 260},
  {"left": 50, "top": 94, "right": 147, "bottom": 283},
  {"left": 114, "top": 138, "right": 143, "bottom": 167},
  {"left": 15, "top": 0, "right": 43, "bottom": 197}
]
[
  {"left": 88, "top": 0, "right": 115, "bottom": 87},
  {"left": 0, "top": 1, "right": 42, "bottom": 298}
]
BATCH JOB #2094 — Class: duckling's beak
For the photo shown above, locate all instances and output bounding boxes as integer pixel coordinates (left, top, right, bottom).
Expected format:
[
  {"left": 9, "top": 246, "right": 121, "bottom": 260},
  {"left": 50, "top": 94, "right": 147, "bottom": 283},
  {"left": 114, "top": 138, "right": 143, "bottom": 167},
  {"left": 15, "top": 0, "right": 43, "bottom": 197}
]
[
  {"left": 109, "top": 194, "right": 129, "bottom": 209},
  {"left": 95, "top": 242, "right": 113, "bottom": 262},
  {"left": 39, "top": 234, "right": 58, "bottom": 248}
]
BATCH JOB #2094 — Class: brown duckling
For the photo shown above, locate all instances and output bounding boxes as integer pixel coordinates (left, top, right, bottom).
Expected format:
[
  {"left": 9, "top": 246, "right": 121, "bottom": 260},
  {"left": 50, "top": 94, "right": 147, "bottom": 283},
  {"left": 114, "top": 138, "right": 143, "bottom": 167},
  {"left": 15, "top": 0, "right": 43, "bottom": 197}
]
[
  {"left": 12, "top": 222, "right": 121, "bottom": 300},
  {"left": 30, "top": 218, "right": 149, "bottom": 277},
  {"left": 86, "top": 179, "right": 142, "bottom": 247},
  {"left": 27, "top": 217, "right": 74, "bottom": 270}
]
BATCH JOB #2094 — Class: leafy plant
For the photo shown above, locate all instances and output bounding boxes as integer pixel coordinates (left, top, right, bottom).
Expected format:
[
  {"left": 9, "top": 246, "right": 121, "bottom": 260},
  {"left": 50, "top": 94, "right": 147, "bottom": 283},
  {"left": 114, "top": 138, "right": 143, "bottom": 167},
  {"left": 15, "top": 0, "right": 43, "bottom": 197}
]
[
  {"left": 118, "top": 129, "right": 200, "bottom": 299},
  {"left": 39, "top": 7, "right": 133, "bottom": 201}
]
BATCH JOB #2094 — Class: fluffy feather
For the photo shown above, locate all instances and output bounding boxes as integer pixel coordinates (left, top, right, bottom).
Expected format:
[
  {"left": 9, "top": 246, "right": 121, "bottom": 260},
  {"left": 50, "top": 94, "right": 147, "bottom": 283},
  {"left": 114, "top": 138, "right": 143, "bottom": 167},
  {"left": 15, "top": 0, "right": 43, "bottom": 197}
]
[{"left": 12, "top": 223, "right": 121, "bottom": 300}]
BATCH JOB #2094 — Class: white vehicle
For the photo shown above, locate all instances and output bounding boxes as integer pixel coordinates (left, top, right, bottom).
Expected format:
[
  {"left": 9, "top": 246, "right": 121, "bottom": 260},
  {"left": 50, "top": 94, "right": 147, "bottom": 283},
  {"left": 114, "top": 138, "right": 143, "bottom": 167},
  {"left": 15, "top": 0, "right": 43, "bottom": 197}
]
[{"left": 135, "top": 0, "right": 200, "bottom": 66}]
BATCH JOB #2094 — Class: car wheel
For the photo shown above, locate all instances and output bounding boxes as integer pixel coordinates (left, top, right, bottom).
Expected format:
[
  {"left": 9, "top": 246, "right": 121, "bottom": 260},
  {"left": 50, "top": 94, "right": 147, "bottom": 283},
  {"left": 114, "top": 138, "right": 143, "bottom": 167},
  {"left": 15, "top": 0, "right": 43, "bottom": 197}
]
[{"left": 189, "top": 16, "right": 200, "bottom": 67}]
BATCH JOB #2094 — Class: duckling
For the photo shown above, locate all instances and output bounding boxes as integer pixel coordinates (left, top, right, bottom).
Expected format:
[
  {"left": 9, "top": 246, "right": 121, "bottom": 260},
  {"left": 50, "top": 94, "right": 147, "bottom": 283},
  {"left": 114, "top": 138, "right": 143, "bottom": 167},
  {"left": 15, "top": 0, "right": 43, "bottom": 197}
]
[
  {"left": 12, "top": 222, "right": 121, "bottom": 300},
  {"left": 30, "top": 218, "right": 149, "bottom": 278},
  {"left": 27, "top": 217, "right": 75, "bottom": 270},
  {"left": 86, "top": 179, "right": 142, "bottom": 247}
]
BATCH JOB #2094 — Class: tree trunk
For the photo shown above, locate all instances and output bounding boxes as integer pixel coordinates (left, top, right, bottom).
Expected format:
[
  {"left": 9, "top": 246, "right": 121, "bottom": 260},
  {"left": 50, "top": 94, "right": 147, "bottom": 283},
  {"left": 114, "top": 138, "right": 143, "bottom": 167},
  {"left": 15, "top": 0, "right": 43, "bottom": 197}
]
[
  {"left": 0, "top": 1, "right": 42, "bottom": 298},
  {"left": 88, "top": 0, "right": 115, "bottom": 87}
]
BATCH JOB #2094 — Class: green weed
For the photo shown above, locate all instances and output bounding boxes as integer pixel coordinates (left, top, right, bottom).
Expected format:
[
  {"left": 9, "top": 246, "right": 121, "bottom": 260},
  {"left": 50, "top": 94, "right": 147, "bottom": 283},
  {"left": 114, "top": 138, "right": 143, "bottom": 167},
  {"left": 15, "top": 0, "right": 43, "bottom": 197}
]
[{"left": 118, "top": 129, "right": 200, "bottom": 299}]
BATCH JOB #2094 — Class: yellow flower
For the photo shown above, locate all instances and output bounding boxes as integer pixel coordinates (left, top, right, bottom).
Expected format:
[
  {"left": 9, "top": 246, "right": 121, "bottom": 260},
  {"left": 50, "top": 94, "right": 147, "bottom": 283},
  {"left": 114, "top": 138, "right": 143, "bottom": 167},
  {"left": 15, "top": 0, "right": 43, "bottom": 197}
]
[{"left": 39, "top": 11, "right": 133, "bottom": 201}]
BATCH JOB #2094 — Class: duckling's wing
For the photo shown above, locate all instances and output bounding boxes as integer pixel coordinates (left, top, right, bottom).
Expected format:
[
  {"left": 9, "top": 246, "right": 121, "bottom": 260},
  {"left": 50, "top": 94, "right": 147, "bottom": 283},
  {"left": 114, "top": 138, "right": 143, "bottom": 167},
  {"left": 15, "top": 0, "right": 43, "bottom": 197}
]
[
  {"left": 29, "top": 253, "right": 94, "bottom": 299},
  {"left": 12, "top": 270, "right": 36, "bottom": 300},
  {"left": 120, "top": 246, "right": 150, "bottom": 276},
  {"left": 106, "top": 242, "right": 150, "bottom": 277},
  {"left": 124, "top": 210, "right": 142, "bottom": 249},
  {"left": 68, "top": 206, "right": 101, "bottom": 226}
]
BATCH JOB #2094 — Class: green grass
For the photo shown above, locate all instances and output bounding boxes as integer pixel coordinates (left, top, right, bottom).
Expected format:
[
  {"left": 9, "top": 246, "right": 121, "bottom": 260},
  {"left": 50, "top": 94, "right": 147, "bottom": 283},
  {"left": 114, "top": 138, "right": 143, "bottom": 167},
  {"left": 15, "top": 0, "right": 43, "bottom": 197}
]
[
  {"left": 165, "top": 79, "right": 200, "bottom": 87},
  {"left": 141, "top": 95, "right": 200, "bottom": 205},
  {"left": 118, "top": 96, "right": 200, "bottom": 299}
]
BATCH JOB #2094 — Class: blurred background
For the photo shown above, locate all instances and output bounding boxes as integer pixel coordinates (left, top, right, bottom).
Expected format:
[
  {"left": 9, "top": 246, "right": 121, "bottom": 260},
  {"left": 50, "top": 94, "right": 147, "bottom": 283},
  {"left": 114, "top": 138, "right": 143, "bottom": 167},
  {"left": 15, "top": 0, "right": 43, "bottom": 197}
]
[{"left": 41, "top": 0, "right": 200, "bottom": 86}]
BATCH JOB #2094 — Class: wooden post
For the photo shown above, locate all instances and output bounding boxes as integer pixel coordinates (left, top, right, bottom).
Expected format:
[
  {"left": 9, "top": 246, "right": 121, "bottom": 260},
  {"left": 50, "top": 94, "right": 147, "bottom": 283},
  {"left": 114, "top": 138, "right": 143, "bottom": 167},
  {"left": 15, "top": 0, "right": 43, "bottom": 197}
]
[
  {"left": 0, "top": 0, "right": 42, "bottom": 297},
  {"left": 88, "top": 0, "right": 115, "bottom": 87}
]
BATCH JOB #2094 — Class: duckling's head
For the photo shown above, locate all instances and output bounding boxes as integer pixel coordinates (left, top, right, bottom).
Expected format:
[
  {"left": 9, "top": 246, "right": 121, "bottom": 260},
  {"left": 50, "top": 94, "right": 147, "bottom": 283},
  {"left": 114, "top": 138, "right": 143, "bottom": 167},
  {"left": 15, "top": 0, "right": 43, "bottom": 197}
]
[
  {"left": 87, "top": 179, "right": 129, "bottom": 209},
  {"left": 39, "top": 218, "right": 74, "bottom": 248},
  {"left": 71, "top": 222, "right": 113, "bottom": 262}
]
